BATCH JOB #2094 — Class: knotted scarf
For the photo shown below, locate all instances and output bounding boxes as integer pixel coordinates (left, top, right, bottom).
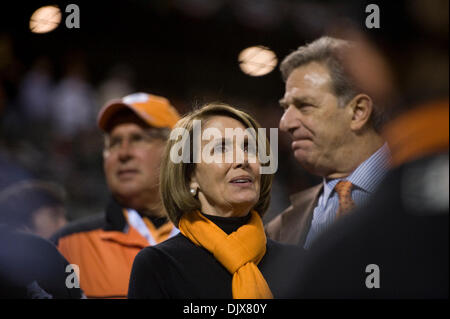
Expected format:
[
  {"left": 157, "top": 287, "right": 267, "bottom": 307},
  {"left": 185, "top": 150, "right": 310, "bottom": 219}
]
[{"left": 178, "top": 210, "right": 273, "bottom": 299}]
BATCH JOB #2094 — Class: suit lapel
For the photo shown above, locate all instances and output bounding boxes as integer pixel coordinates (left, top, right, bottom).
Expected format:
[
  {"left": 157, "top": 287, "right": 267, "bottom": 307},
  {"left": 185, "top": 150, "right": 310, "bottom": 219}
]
[{"left": 281, "top": 184, "right": 323, "bottom": 246}]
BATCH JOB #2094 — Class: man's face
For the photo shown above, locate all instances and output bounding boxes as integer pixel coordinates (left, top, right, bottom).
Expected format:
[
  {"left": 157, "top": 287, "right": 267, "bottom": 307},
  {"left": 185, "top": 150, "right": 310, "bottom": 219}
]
[
  {"left": 103, "top": 113, "right": 167, "bottom": 208},
  {"left": 279, "top": 62, "right": 352, "bottom": 176}
]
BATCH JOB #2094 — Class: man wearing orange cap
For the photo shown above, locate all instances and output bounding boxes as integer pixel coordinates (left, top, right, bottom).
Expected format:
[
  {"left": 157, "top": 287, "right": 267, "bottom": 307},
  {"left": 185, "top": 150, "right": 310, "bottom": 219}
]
[{"left": 51, "top": 93, "right": 181, "bottom": 299}]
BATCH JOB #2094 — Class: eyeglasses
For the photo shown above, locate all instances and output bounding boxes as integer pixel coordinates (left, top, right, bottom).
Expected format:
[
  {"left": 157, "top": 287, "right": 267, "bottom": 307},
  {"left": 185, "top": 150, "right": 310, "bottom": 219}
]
[{"left": 104, "top": 128, "right": 170, "bottom": 152}]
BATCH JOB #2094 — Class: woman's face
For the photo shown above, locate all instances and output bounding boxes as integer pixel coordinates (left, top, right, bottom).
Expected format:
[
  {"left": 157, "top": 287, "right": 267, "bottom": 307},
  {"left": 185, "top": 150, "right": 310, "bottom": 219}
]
[{"left": 190, "top": 115, "right": 261, "bottom": 217}]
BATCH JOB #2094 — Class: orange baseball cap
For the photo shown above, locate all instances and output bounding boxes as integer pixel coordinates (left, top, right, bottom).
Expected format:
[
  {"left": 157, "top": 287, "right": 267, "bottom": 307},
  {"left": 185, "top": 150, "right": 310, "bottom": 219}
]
[{"left": 97, "top": 92, "right": 181, "bottom": 131}]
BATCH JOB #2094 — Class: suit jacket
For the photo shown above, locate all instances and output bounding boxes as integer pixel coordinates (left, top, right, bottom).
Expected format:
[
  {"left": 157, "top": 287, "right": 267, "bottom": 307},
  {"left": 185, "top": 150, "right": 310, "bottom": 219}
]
[
  {"left": 287, "top": 153, "right": 449, "bottom": 298},
  {"left": 265, "top": 184, "right": 323, "bottom": 246}
]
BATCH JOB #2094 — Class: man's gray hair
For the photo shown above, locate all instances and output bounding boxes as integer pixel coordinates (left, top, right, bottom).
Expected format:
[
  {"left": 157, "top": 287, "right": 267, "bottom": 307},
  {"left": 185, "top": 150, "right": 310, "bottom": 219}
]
[{"left": 280, "top": 36, "right": 387, "bottom": 131}]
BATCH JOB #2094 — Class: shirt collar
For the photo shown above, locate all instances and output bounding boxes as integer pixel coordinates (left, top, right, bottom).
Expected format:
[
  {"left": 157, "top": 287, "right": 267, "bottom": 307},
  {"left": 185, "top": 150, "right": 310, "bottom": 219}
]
[{"left": 321, "top": 143, "right": 391, "bottom": 203}]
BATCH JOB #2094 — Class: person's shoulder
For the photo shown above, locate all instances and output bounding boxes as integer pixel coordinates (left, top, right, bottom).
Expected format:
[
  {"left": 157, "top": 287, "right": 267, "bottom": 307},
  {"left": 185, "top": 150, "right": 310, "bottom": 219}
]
[
  {"left": 267, "top": 183, "right": 323, "bottom": 224},
  {"left": 0, "top": 227, "right": 83, "bottom": 299},
  {"left": 129, "top": 235, "right": 192, "bottom": 299},
  {"left": 1, "top": 227, "right": 69, "bottom": 275},
  {"left": 140, "top": 233, "right": 193, "bottom": 257},
  {"left": 132, "top": 234, "right": 190, "bottom": 274},
  {"left": 50, "top": 213, "right": 105, "bottom": 245},
  {"left": 265, "top": 183, "right": 322, "bottom": 243},
  {"left": 1, "top": 226, "right": 61, "bottom": 258},
  {"left": 135, "top": 233, "right": 201, "bottom": 269}
]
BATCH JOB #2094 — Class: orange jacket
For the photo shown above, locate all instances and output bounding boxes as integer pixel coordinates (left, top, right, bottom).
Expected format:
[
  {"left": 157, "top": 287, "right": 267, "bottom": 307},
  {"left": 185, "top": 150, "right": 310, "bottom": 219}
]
[
  {"left": 383, "top": 99, "right": 449, "bottom": 167},
  {"left": 51, "top": 199, "right": 176, "bottom": 298}
]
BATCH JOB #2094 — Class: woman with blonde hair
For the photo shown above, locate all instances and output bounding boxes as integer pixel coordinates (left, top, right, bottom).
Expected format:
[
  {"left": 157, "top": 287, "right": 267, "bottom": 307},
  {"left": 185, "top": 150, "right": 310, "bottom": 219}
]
[{"left": 128, "top": 103, "right": 301, "bottom": 299}]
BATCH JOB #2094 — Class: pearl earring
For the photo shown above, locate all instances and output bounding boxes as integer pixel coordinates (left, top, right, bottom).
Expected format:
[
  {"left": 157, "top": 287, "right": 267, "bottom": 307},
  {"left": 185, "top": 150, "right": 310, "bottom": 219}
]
[{"left": 190, "top": 188, "right": 197, "bottom": 196}]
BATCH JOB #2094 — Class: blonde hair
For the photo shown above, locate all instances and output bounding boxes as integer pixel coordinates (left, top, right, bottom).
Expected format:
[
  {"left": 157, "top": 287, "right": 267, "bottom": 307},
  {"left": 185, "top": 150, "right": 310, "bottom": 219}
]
[{"left": 160, "top": 103, "right": 273, "bottom": 226}]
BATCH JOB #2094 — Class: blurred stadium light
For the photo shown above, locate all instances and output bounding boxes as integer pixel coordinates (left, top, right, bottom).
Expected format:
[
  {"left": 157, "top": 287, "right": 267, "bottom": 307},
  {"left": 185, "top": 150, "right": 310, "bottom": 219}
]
[
  {"left": 29, "top": 5, "right": 62, "bottom": 34},
  {"left": 238, "top": 46, "right": 277, "bottom": 77}
]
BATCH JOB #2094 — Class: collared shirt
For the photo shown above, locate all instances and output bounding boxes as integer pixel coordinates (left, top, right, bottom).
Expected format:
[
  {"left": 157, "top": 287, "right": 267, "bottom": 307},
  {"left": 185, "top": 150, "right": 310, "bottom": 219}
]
[
  {"left": 304, "top": 143, "right": 391, "bottom": 249},
  {"left": 126, "top": 209, "right": 179, "bottom": 245}
]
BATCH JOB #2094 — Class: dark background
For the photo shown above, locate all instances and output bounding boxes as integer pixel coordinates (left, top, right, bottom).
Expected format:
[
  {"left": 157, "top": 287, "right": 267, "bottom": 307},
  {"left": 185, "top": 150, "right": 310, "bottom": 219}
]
[{"left": 0, "top": 0, "right": 448, "bottom": 222}]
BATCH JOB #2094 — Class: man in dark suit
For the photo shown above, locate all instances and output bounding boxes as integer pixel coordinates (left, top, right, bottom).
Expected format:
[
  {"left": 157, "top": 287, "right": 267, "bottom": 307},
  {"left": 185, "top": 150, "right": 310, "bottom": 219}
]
[{"left": 266, "top": 36, "right": 390, "bottom": 248}]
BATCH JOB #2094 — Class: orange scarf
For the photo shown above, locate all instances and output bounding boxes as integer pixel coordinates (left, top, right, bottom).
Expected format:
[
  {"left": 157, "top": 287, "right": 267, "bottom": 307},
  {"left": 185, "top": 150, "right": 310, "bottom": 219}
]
[{"left": 178, "top": 210, "right": 273, "bottom": 299}]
